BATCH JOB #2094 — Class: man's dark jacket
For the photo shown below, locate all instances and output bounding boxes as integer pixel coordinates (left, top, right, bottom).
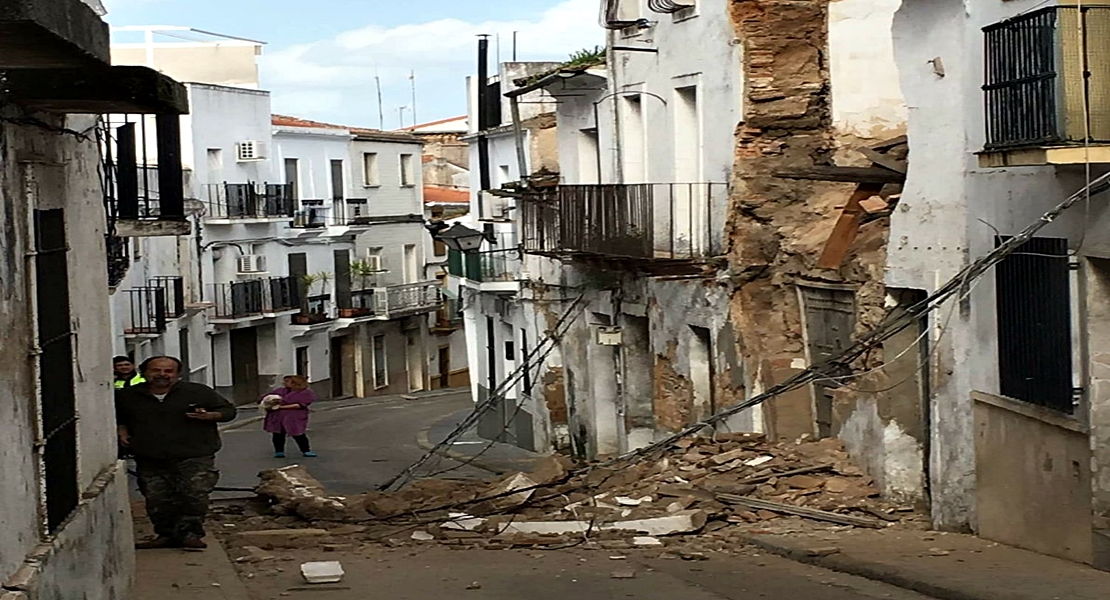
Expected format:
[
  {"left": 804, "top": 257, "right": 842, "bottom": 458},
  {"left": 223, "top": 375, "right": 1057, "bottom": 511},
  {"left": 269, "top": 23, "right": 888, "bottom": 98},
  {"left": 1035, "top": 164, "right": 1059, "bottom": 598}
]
[{"left": 116, "top": 381, "right": 237, "bottom": 460}]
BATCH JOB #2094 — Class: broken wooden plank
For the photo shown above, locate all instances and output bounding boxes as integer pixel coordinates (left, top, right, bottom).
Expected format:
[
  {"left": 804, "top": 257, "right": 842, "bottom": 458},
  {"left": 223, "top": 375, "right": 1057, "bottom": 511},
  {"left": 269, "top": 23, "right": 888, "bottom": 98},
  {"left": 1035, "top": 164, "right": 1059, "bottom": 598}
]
[
  {"left": 773, "top": 166, "right": 905, "bottom": 185},
  {"left": 869, "top": 135, "right": 908, "bottom": 152},
  {"left": 716, "top": 494, "right": 885, "bottom": 529},
  {"left": 818, "top": 182, "right": 886, "bottom": 269},
  {"left": 859, "top": 196, "right": 890, "bottom": 214},
  {"left": 860, "top": 147, "right": 908, "bottom": 174},
  {"left": 738, "top": 464, "right": 834, "bottom": 486}
]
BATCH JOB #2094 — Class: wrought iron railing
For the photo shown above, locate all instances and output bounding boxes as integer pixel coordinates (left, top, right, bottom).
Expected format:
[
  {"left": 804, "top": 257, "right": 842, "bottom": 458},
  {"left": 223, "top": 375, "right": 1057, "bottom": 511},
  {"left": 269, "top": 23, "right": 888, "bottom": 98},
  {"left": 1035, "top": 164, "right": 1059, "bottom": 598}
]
[
  {"left": 339, "top": 289, "right": 378, "bottom": 318},
  {"left": 375, "top": 282, "right": 443, "bottom": 317},
  {"left": 434, "top": 297, "right": 463, "bottom": 330},
  {"left": 149, "top": 275, "right": 185, "bottom": 318},
  {"left": 293, "top": 294, "right": 335, "bottom": 325},
  {"left": 292, "top": 207, "right": 328, "bottom": 229},
  {"left": 122, "top": 287, "right": 167, "bottom": 335},
  {"left": 209, "top": 276, "right": 300, "bottom": 319},
  {"left": 521, "top": 183, "right": 727, "bottom": 260},
  {"left": 984, "top": 6, "right": 1110, "bottom": 149},
  {"left": 99, "top": 116, "right": 185, "bottom": 222},
  {"left": 204, "top": 182, "right": 295, "bottom": 219}
]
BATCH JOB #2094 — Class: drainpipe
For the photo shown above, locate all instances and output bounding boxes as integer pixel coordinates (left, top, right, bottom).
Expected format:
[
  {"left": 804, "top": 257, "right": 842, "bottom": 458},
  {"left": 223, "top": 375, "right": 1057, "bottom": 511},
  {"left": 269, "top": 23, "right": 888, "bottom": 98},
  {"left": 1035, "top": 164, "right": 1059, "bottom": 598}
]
[
  {"left": 614, "top": 287, "right": 627, "bottom": 453},
  {"left": 477, "top": 36, "right": 492, "bottom": 215}
]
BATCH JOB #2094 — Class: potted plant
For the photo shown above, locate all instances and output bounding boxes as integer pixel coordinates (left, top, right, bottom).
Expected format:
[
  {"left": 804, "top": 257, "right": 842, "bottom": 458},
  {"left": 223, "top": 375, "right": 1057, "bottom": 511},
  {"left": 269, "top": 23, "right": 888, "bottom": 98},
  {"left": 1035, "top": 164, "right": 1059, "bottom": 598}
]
[
  {"left": 339, "top": 260, "right": 379, "bottom": 318},
  {"left": 293, "top": 273, "right": 332, "bottom": 324}
]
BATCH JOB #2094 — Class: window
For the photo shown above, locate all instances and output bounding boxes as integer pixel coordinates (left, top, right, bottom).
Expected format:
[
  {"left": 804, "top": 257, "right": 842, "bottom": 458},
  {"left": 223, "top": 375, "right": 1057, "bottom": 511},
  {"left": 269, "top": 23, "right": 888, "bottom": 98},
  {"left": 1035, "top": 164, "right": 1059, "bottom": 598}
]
[
  {"left": 400, "top": 154, "right": 415, "bottom": 187},
  {"left": 207, "top": 148, "right": 223, "bottom": 184},
  {"left": 373, "top": 334, "right": 388, "bottom": 388},
  {"left": 363, "top": 153, "right": 380, "bottom": 186},
  {"left": 996, "top": 237, "right": 1075, "bottom": 413},
  {"left": 284, "top": 158, "right": 300, "bottom": 201},
  {"left": 34, "top": 209, "right": 79, "bottom": 533},
  {"left": 403, "top": 244, "right": 418, "bottom": 283},
  {"left": 621, "top": 94, "right": 646, "bottom": 182},
  {"left": 296, "top": 346, "right": 309, "bottom": 378},
  {"left": 674, "top": 85, "right": 701, "bottom": 182},
  {"left": 580, "top": 129, "right": 600, "bottom": 184}
]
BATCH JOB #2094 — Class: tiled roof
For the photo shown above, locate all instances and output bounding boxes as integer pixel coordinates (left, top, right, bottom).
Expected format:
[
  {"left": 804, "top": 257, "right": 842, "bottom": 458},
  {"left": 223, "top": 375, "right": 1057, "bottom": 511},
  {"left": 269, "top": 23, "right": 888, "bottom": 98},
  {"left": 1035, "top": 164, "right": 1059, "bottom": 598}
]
[
  {"left": 424, "top": 186, "right": 470, "bottom": 204},
  {"left": 399, "top": 115, "right": 468, "bottom": 131},
  {"left": 273, "top": 115, "right": 420, "bottom": 142},
  {"left": 271, "top": 114, "right": 347, "bottom": 129}
]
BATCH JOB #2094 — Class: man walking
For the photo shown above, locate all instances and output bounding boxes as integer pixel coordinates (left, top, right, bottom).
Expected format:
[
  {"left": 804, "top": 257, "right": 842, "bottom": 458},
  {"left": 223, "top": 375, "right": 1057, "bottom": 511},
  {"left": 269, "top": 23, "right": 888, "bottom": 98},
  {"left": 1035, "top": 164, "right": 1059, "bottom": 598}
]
[
  {"left": 116, "top": 356, "right": 237, "bottom": 549},
  {"left": 113, "top": 355, "right": 145, "bottom": 389}
]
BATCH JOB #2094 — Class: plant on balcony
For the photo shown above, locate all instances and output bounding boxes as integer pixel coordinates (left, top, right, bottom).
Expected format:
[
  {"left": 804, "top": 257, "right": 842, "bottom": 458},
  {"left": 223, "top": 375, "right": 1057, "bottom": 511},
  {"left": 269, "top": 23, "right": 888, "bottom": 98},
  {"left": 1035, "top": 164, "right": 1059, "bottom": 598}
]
[
  {"left": 339, "top": 261, "right": 378, "bottom": 318},
  {"left": 293, "top": 272, "right": 334, "bottom": 325}
]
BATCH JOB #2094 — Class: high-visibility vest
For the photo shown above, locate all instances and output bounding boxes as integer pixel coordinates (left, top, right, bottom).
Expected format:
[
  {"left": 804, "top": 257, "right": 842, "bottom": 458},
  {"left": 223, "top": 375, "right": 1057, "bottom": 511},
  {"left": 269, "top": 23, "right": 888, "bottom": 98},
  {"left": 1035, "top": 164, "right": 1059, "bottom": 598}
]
[{"left": 114, "top": 374, "right": 145, "bottom": 389}]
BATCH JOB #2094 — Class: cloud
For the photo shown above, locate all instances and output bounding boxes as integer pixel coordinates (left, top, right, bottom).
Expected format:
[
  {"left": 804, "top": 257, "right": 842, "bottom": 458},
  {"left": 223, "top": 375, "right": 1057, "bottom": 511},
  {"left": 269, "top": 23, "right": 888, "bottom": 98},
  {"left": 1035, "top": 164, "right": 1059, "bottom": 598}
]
[{"left": 260, "top": 0, "right": 602, "bottom": 127}]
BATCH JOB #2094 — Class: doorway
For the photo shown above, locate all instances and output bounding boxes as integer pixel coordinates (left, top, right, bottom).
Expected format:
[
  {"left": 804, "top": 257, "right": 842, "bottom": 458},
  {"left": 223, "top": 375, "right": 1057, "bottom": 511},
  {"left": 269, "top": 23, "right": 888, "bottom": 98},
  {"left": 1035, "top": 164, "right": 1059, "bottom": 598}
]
[
  {"left": 799, "top": 286, "right": 856, "bottom": 439},
  {"left": 331, "top": 336, "right": 357, "bottom": 398},
  {"left": 689, "top": 326, "right": 714, "bottom": 422},
  {"left": 407, "top": 331, "right": 425, "bottom": 392},
  {"left": 230, "top": 328, "right": 260, "bottom": 405},
  {"left": 438, "top": 346, "right": 451, "bottom": 389}
]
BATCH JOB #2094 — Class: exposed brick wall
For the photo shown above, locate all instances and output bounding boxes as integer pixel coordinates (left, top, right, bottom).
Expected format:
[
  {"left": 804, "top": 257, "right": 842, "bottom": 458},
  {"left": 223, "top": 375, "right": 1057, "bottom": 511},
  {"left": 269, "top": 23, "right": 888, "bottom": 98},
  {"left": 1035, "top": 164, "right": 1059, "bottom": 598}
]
[{"left": 654, "top": 342, "right": 694, "bottom": 432}]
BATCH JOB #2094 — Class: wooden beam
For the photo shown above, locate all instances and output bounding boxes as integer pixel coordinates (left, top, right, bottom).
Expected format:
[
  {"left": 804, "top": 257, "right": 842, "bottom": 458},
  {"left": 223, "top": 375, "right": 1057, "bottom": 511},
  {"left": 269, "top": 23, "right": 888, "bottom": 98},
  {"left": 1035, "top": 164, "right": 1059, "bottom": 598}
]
[
  {"left": 859, "top": 147, "right": 907, "bottom": 174},
  {"left": 716, "top": 494, "right": 885, "bottom": 529},
  {"left": 818, "top": 182, "right": 886, "bottom": 270},
  {"left": 774, "top": 166, "right": 904, "bottom": 185},
  {"left": 870, "top": 135, "right": 908, "bottom": 152}
]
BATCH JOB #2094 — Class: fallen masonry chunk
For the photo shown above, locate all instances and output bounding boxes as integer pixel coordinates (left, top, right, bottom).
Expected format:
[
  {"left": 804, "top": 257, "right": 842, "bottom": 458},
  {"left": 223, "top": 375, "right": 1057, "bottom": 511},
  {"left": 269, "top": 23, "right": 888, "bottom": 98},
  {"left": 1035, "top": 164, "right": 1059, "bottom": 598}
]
[
  {"left": 442, "top": 513, "right": 485, "bottom": 531},
  {"left": 679, "top": 551, "right": 709, "bottom": 561},
  {"left": 497, "top": 510, "right": 707, "bottom": 537},
  {"left": 411, "top": 531, "right": 435, "bottom": 542},
  {"left": 486, "top": 473, "right": 538, "bottom": 509},
  {"left": 300, "top": 561, "right": 344, "bottom": 584},
  {"left": 710, "top": 448, "right": 749, "bottom": 466},
  {"left": 806, "top": 547, "right": 840, "bottom": 557},
  {"left": 611, "top": 570, "right": 636, "bottom": 579},
  {"left": 745, "top": 456, "right": 774, "bottom": 467},
  {"left": 633, "top": 536, "right": 664, "bottom": 547}
]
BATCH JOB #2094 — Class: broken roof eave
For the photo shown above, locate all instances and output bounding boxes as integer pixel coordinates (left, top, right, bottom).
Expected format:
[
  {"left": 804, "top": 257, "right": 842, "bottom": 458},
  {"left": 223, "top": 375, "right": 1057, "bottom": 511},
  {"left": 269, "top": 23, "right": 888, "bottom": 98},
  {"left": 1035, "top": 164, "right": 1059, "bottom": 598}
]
[{"left": 505, "top": 66, "right": 607, "bottom": 99}]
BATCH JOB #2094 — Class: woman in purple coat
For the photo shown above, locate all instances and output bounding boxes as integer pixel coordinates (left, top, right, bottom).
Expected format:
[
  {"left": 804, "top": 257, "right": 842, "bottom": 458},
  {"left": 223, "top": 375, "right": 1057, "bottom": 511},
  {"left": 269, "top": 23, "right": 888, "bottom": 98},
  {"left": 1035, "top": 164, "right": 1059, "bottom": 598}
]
[{"left": 263, "top": 375, "right": 318, "bottom": 458}]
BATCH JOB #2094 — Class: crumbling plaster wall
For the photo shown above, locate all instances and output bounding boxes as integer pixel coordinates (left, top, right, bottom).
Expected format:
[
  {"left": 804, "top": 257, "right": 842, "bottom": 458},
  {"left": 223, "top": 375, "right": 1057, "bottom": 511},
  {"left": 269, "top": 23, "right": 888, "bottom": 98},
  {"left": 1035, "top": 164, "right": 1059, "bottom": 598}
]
[{"left": 727, "top": 0, "right": 919, "bottom": 502}]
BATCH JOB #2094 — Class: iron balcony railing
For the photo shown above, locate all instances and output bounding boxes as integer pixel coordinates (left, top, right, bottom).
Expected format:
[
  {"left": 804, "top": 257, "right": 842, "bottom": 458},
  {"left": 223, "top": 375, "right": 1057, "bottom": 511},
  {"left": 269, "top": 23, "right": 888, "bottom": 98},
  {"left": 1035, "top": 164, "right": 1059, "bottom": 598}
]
[
  {"left": 338, "top": 289, "right": 378, "bottom": 318},
  {"left": 122, "top": 287, "right": 167, "bottom": 335},
  {"left": 984, "top": 6, "right": 1110, "bottom": 149},
  {"left": 292, "top": 207, "right": 328, "bottom": 229},
  {"left": 375, "top": 282, "right": 444, "bottom": 317},
  {"left": 447, "top": 248, "right": 521, "bottom": 283},
  {"left": 204, "top": 182, "right": 296, "bottom": 220},
  {"left": 209, "top": 276, "right": 300, "bottom": 319},
  {"left": 149, "top": 276, "right": 185, "bottom": 318},
  {"left": 434, "top": 297, "right": 464, "bottom": 331},
  {"left": 522, "top": 183, "right": 727, "bottom": 261},
  {"left": 100, "top": 116, "right": 186, "bottom": 225}
]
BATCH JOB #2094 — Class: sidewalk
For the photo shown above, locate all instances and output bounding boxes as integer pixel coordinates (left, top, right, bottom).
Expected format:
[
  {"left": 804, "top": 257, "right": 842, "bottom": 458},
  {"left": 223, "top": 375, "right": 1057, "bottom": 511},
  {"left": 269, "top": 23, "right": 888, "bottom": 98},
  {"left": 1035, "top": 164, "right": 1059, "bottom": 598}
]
[
  {"left": 745, "top": 528, "right": 1110, "bottom": 600},
  {"left": 418, "top": 407, "right": 549, "bottom": 475},
  {"left": 129, "top": 502, "right": 251, "bottom": 600}
]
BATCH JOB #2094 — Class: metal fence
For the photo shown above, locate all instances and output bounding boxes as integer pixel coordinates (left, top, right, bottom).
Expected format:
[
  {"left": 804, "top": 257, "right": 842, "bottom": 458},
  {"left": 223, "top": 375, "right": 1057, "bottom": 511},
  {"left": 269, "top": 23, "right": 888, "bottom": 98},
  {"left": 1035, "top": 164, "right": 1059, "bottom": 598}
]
[
  {"left": 149, "top": 275, "right": 185, "bottom": 318},
  {"left": 984, "top": 6, "right": 1110, "bottom": 148},
  {"left": 204, "top": 183, "right": 295, "bottom": 219},
  {"left": 209, "top": 276, "right": 300, "bottom": 319},
  {"left": 375, "top": 282, "right": 443, "bottom": 316},
  {"left": 122, "top": 287, "right": 167, "bottom": 335},
  {"left": 522, "top": 183, "right": 727, "bottom": 260}
]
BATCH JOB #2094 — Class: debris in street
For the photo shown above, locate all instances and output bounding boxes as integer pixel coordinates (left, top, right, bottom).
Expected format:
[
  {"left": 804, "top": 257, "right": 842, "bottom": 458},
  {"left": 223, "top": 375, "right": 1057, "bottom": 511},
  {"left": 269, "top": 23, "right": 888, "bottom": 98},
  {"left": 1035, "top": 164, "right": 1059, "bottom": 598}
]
[
  {"left": 717, "top": 495, "right": 884, "bottom": 529},
  {"left": 411, "top": 531, "right": 435, "bottom": 541},
  {"left": 633, "top": 537, "right": 664, "bottom": 547},
  {"left": 466, "top": 582, "right": 482, "bottom": 590},
  {"left": 610, "top": 570, "right": 636, "bottom": 579},
  {"left": 300, "top": 561, "right": 344, "bottom": 584}
]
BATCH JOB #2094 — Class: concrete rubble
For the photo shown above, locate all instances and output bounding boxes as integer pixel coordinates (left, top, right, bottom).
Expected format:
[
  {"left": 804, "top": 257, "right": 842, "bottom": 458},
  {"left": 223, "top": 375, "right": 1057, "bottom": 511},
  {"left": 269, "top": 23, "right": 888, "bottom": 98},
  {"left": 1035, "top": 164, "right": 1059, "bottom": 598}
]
[{"left": 246, "top": 435, "right": 923, "bottom": 551}]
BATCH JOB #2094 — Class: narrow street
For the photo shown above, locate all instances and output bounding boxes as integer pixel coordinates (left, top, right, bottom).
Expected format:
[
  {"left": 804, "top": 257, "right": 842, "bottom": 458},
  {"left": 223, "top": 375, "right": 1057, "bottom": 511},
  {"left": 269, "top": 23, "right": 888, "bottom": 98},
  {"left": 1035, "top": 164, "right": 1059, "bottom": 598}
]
[{"left": 216, "top": 391, "right": 497, "bottom": 495}]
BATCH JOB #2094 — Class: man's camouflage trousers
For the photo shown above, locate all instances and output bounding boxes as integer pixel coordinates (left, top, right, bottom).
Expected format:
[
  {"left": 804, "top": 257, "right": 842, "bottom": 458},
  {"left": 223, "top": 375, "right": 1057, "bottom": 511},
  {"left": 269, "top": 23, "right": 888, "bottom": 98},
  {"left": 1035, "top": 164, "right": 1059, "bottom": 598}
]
[{"left": 135, "top": 455, "right": 219, "bottom": 540}]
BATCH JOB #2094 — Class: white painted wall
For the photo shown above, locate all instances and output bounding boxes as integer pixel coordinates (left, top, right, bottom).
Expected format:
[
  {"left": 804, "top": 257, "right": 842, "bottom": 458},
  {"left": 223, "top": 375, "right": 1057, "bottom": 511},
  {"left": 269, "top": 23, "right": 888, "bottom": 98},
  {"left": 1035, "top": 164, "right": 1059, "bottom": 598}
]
[
  {"left": 273, "top": 126, "right": 354, "bottom": 223},
  {"left": 348, "top": 136, "right": 424, "bottom": 217},
  {"left": 829, "top": 0, "right": 908, "bottom": 139},
  {"left": 888, "top": 0, "right": 1109, "bottom": 530},
  {"left": 186, "top": 84, "right": 275, "bottom": 189}
]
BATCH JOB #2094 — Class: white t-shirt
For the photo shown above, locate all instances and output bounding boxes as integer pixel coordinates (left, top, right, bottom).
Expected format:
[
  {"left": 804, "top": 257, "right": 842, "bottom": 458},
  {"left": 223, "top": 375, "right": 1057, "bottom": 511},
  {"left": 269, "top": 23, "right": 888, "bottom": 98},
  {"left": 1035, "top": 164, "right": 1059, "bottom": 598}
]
[{"left": 153, "top": 393, "right": 168, "bottom": 401}]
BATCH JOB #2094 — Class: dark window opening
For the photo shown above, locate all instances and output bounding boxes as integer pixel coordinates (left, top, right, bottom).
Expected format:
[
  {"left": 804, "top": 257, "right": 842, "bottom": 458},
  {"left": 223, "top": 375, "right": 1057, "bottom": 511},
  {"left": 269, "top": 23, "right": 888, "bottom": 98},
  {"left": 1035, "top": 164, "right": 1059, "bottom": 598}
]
[
  {"left": 35, "top": 209, "right": 79, "bottom": 533},
  {"left": 996, "top": 236, "right": 1074, "bottom": 413}
]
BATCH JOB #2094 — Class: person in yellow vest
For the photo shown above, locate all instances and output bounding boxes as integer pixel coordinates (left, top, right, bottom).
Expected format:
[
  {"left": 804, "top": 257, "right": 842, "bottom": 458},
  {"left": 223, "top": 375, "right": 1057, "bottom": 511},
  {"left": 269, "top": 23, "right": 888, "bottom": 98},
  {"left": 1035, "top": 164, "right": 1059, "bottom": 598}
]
[{"left": 114, "top": 356, "right": 145, "bottom": 389}]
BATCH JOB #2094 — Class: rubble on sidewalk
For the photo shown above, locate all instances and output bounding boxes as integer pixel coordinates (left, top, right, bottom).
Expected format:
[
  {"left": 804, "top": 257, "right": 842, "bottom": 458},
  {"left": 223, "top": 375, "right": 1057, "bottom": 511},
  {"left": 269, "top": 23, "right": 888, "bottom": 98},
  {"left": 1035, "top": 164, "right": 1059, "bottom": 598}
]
[{"left": 243, "top": 435, "right": 924, "bottom": 552}]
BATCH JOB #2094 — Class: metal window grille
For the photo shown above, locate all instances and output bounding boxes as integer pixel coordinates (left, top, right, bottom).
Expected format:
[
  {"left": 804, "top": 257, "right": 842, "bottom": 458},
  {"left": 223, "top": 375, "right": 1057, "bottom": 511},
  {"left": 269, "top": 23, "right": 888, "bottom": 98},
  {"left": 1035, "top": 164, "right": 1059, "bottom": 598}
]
[
  {"left": 995, "top": 236, "right": 1075, "bottom": 413},
  {"left": 34, "top": 209, "right": 79, "bottom": 533}
]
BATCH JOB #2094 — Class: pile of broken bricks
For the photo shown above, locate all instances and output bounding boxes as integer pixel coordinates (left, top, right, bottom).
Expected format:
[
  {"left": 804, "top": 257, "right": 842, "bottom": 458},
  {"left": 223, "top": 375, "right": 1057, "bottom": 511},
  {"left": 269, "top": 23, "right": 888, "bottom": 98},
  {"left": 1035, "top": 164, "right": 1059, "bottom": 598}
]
[{"left": 246, "top": 434, "right": 923, "bottom": 550}]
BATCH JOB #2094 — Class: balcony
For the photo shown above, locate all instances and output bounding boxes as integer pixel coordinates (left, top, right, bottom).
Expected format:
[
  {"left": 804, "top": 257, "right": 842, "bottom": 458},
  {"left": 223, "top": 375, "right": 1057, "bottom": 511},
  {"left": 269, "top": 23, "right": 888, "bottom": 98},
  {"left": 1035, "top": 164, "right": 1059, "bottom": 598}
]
[
  {"left": 148, "top": 276, "right": 185, "bottom": 317},
  {"left": 122, "top": 287, "right": 167, "bottom": 336},
  {"left": 209, "top": 276, "right": 300, "bottom": 322},
  {"left": 293, "top": 294, "right": 335, "bottom": 325},
  {"left": 447, "top": 249, "right": 521, "bottom": 284},
  {"left": 204, "top": 183, "right": 295, "bottom": 221},
  {"left": 981, "top": 7, "right": 1110, "bottom": 167},
  {"left": 374, "top": 282, "right": 443, "bottom": 318},
  {"left": 292, "top": 206, "right": 328, "bottom": 229},
  {"left": 101, "top": 116, "right": 191, "bottom": 237},
  {"left": 432, "top": 297, "right": 464, "bottom": 333},
  {"left": 338, "top": 289, "right": 377, "bottom": 319},
  {"left": 521, "top": 183, "right": 727, "bottom": 270}
]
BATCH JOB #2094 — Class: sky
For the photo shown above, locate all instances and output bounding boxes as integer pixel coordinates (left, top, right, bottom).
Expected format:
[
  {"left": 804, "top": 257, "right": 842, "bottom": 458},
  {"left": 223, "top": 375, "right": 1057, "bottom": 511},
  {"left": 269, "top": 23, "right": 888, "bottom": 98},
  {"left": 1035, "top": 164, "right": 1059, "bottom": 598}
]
[{"left": 102, "top": 0, "right": 603, "bottom": 130}]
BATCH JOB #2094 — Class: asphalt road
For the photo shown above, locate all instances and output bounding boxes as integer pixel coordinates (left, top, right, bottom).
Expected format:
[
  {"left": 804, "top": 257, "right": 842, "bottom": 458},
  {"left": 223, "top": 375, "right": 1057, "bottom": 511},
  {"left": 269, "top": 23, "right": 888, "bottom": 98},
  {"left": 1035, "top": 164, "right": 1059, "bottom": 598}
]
[{"left": 216, "top": 390, "right": 496, "bottom": 496}]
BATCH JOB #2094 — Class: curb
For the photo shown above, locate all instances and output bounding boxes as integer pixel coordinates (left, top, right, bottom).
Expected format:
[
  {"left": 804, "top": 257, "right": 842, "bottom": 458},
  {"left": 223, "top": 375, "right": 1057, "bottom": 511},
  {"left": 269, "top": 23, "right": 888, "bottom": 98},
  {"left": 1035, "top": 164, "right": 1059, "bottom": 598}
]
[{"left": 743, "top": 535, "right": 986, "bottom": 600}]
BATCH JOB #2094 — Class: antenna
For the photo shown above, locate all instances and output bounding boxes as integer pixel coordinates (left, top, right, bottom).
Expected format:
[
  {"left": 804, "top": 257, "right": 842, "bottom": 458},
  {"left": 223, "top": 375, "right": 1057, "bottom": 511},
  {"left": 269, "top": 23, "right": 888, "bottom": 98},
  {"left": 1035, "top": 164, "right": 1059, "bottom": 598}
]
[
  {"left": 513, "top": 31, "right": 518, "bottom": 61},
  {"left": 375, "top": 72, "right": 385, "bottom": 130},
  {"left": 410, "top": 70, "right": 417, "bottom": 128}
]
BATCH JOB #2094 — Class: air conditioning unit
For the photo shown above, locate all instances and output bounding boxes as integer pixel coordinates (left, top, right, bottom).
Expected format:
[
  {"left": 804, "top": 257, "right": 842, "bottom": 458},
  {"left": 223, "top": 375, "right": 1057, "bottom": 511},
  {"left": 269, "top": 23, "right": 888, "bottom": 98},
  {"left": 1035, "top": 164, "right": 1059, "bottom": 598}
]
[
  {"left": 237, "top": 254, "right": 267, "bottom": 274},
  {"left": 481, "top": 193, "right": 512, "bottom": 221},
  {"left": 236, "top": 140, "right": 268, "bottom": 162}
]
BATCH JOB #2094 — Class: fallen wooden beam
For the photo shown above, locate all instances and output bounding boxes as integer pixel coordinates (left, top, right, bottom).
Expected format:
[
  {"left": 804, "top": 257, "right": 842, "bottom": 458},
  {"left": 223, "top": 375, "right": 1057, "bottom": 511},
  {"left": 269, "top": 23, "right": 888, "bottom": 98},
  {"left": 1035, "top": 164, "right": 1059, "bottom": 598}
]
[
  {"left": 818, "top": 182, "right": 886, "bottom": 269},
  {"left": 859, "top": 147, "right": 907, "bottom": 175},
  {"left": 716, "top": 494, "right": 885, "bottom": 529},
  {"left": 773, "top": 166, "right": 905, "bottom": 185},
  {"left": 738, "top": 464, "right": 834, "bottom": 486}
]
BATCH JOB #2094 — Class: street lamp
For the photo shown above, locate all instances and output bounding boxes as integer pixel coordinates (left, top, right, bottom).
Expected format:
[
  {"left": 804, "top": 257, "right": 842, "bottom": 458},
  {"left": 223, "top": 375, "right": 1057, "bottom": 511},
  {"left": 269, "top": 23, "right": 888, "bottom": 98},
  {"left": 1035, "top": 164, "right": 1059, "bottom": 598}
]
[{"left": 437, "top": 223, "right": 486, "bottom": 254}]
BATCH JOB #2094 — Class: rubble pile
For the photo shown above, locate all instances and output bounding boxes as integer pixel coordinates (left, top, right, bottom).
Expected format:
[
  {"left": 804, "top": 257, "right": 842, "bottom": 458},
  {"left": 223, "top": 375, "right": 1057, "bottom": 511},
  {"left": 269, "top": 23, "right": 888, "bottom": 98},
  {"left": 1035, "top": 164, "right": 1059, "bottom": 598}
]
[{"left": 250, "top": 434, "right": 922, "bottom": 549}]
